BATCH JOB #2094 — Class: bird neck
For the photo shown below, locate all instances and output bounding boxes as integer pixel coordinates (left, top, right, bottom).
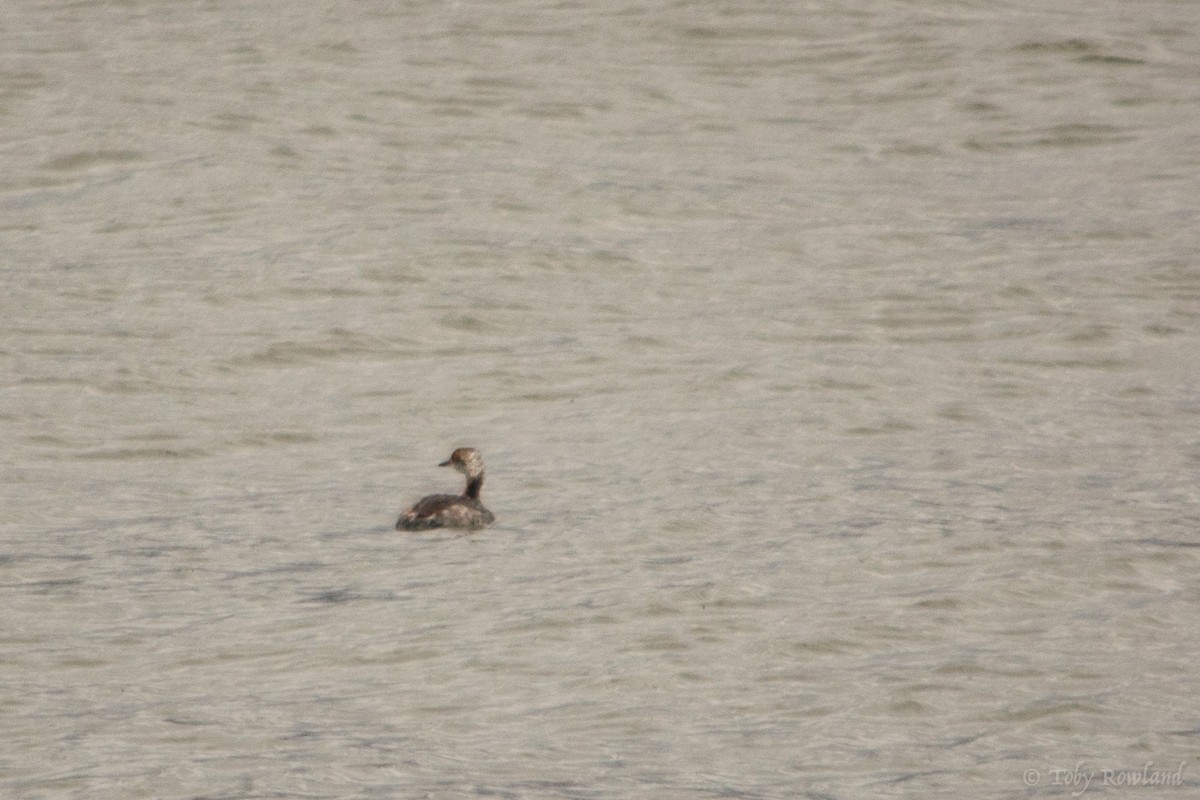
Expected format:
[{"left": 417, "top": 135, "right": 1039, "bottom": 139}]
[{"left": 464, "top": 473, "right": 484, "bottom": 500}]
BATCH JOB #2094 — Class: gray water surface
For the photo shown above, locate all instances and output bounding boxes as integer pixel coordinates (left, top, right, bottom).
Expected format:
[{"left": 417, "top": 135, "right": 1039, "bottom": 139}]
[{"left": 3, "top": 1, "right": 1198, "bottom": 798}]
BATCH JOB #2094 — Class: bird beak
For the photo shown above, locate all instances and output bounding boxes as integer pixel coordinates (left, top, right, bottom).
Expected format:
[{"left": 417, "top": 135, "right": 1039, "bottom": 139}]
[{"left": 438, "top": 459, "right": 451, "bottom": 467}]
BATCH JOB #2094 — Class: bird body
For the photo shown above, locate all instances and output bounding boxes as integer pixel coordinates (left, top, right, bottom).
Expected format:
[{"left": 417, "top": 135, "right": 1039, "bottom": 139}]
[{"left": 396, "top": 448, "right": 495, "bottom": 531}]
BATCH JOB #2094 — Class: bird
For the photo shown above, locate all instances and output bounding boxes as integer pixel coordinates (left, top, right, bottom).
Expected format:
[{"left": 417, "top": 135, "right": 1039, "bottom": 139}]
[{"left": 396, "top": 447, "right": 495, "bottom": 531}]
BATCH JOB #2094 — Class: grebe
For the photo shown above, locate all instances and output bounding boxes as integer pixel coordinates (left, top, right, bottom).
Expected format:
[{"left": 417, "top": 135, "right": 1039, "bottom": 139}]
[{"left": 396, "top": 447, "right": 495, "bottom": 531}]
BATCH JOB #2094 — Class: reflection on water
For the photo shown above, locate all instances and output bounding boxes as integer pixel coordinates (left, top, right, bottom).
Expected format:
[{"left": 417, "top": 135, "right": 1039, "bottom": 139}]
[{"left": 3, "top": 0, "right": 1198, "bottom": 797}]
